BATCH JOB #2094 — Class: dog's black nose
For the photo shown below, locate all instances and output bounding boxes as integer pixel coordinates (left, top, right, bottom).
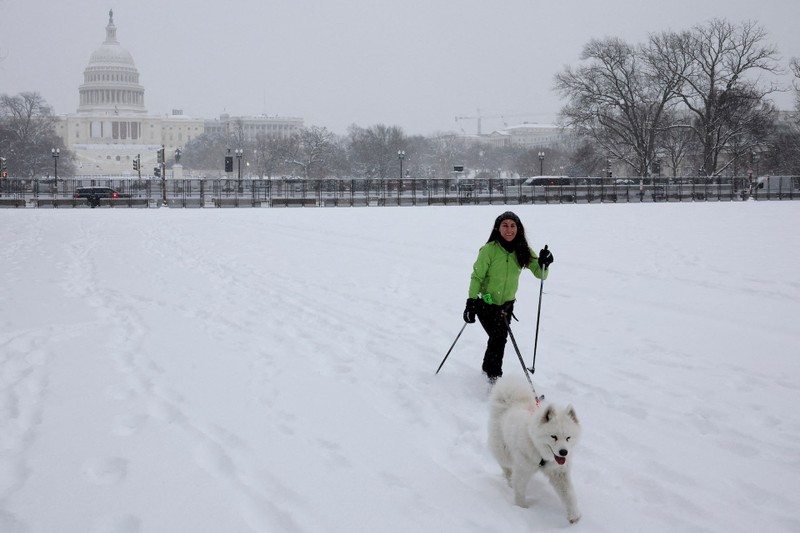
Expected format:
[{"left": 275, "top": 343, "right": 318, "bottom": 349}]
[{"left": 559, "top": 449, "right": 568, "bottom": 457}]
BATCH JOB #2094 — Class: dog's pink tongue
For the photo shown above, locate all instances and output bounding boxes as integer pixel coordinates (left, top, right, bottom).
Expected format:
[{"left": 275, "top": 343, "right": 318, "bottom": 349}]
[{"left": 554, "top": 455, "right": 566, "bottom": 465}]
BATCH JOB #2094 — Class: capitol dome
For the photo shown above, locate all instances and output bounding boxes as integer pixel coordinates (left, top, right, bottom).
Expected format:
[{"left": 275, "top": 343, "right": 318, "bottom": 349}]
[
  {"left": 88, "top": 42, "right": 136, "bottom": 67},
  {"left": 77, "top": 10, "right": 146, "bottom": 115}
]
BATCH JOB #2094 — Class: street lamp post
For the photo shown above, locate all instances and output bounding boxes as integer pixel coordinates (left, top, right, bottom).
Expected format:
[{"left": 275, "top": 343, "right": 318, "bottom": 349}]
[
  {"left": 538, "top": 151, "right": 545, "bottom": 176},
  {"left": 235, "top": 148, "right": 243, "bottom": 179},
  {"left": 397, "top": 150, "right": 406, "bottom": 204},
  {"left": 51, "top": 148, "right": 60, "bottom": 188},
  {"left": 398, "top": 150, "right": 405, "bottom": 180},
  {"left": 172, "top": 148, "right": 182, "bottom": 181},
  {"left": 235, "top": 148, "right": 243, "bottom": 191}
]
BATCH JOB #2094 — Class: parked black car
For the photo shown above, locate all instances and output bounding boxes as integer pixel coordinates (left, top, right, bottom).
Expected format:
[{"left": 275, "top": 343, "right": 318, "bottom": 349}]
[{"left": 74, "top": 187, "right": 129, "bottom": 207}]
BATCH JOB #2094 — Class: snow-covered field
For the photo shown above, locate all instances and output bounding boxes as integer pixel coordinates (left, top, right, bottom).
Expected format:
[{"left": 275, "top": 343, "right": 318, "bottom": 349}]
[{"left": 1, "top": 202, "right": 798, "bottom": 533}]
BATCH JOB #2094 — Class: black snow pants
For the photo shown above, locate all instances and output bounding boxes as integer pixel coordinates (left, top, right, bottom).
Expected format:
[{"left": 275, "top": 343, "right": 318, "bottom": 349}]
[{"left": 477, "top": 300, "right": 515, "bottom": 379}]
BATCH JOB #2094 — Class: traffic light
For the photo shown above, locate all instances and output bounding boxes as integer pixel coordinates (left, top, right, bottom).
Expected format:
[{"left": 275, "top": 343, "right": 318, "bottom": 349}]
[
  {"left": 224, "top": 156, "right": 233, "bottom": 173},
  {"left": 154, "top": 166, "right": 161, "bottom": 178},
  {"left": 157, "top": 148, "right": 165, "bottom": 164},
  {"left": 133, "top": 158, "right": 139, "bottom": 171},
  {"left": 0, "top": 157, "right": 6, "bottom": 170}
]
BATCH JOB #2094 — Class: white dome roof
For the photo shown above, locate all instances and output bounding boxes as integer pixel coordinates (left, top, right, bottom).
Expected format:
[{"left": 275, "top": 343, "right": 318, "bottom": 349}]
[
  {"left": 77, "top": 10, "right": 147, "bottom": 114},
  {"left": 88, "top": 42, "right": 136, "bottom": 69}
]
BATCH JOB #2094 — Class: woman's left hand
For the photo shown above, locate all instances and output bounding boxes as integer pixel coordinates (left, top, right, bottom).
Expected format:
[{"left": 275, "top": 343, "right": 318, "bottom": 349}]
[{"left": 538, "top": 245, "right": 553, "bottom": 269}]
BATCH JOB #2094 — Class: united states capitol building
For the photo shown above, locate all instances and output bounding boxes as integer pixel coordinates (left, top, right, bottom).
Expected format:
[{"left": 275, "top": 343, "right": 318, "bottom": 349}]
[{"left": 54, "top": 10, "right": 303, "bottom": 176}]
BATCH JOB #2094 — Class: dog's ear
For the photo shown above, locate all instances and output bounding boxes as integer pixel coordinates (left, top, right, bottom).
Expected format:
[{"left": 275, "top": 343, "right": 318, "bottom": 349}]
[
  {"left": 540, "top": 405, "right": 556, "bottom": 423},
  {"left": 566, "top": 404, "right": 579, "bottom": 424}
]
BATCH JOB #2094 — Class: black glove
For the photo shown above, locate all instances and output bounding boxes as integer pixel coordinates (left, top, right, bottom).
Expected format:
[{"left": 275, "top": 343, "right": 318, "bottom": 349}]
[
  {"left": 463, "top": 298, "right": 480, "bottom": 323},
  {"left": 538, "top": 245, "right": 554, "bottom": 269}
]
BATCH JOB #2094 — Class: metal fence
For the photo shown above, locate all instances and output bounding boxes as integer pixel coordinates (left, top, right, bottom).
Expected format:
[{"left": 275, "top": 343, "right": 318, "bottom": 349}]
[{"left": 0, "top": 176, "right": 797, "bottom": 208}]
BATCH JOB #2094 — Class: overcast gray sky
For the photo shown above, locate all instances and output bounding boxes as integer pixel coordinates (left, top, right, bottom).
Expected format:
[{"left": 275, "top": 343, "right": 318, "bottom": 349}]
[{"left": 1, "top": 0, "right": 798, "bottom": 136}]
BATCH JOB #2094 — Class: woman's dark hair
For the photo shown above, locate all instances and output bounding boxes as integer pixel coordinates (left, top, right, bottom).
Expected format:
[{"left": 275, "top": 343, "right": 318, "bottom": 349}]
[{"left": 487, "top": 211, "right": 532, "bottom": 268}]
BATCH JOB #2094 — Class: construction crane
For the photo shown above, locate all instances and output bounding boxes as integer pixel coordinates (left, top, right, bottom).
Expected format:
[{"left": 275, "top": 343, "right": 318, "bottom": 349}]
[
  {"left": 455, "top": 109, "right": 486, "bottom": 136},
  {"left": 455, "top": 110, "right": 540, "bottom": 135}
]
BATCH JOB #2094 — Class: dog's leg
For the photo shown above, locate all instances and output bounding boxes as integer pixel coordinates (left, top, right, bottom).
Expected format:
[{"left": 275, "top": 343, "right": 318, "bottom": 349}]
[
  {"left": 501, "top": 466, "right": 512, "bottom": 485},
  {"left": 510, "top": 465, "right": 534, "bottom": 507},
  {"left": 546, "top": 469, "right": 581, "bottom": 523}
]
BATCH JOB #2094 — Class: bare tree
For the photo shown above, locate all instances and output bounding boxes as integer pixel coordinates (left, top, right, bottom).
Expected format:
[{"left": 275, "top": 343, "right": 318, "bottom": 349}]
[
  {"left": 567, "top": 140, "right": 608, "bottom": 177},
  {"left": 346, "top": 124, "right": 406, "bottom": 179},
  {"left": 181, "top": 132, "right": 230, "bottom": 174},
  {"left": 657, "top": 110, "right": 699, "bottom": 177},
  {"left": 252, "top": 132, "right": 292, "bottom": 178},
  {"left": 555, "top": 36, "right": 684, "bottom": 177},
  {"left": 323, "top": 135, "right": 352, "bottom": 180},
  {"left": 761, "top": 121, "right": 800, "bottom": 175},
  {"left": 284, "top": 126, "right": 336, "bottom": 179},
  {"left": 760, "top": 61, "right": 800, "bottom": 175},
  {"left": 0, "top": 92, "right": 70, "bottom": 178},
  {"left": 719, "top": 86, "right": 776, "bottom": 176},
  {"left": 670, "top": 19, "right": 779, "bottom": 176},
  {"left": 792, "top": 57, "right": 800, "bottom": 110}
]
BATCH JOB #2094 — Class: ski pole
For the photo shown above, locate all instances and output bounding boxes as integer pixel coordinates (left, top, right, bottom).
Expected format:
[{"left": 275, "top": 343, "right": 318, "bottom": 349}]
[
  {"left": 528, "top": 265, "right": 546, "bottom": 373},
  {"left": 505, "top": 320, "right": 543, "bottom": 404},
  {"left": 435, "top": 322, "right": 468, "bottom": 374}
]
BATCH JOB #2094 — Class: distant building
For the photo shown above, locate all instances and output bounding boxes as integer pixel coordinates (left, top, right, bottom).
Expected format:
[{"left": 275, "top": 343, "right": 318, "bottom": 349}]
[
  {"left": 486, "top": 123, "right": 570, "bottom": 149},
  {"left": 204, "top": 114, "right": 303, "bottom": 142},
  {"left": 455, "top": 122, "right": 572, "bottom": 150},
  {"left": 54, "top": 10, "right": 302, "bottom": 176}
]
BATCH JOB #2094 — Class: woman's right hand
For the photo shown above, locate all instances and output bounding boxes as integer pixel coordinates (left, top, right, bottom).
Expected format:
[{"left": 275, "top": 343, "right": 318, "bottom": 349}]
[{"left": 463, "top": 298, "right": 480, "bottom": 323}]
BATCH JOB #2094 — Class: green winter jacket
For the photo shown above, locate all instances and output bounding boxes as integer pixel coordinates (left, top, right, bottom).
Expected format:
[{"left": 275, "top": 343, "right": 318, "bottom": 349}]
[{"left": 468, "top": 240, "right": 549, "bottom": 305}]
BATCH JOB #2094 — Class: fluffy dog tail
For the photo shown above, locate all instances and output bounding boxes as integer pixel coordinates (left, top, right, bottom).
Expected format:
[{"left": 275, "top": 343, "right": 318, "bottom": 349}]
[{"left": 489, "top": 376, "right": 537, "bottom": 418}]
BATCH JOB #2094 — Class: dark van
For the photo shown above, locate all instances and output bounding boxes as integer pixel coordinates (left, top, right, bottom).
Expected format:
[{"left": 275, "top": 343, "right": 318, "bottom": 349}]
[{"left": 74, "top": 187, "right": 129, "bottom": 207}]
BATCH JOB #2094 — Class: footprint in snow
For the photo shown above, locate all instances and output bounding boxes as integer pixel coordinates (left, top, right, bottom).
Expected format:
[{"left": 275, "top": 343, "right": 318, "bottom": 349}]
[
  {"left": 89, "top": 513, "right": 141, "bottom": 533},
  {"left": 0, "top": 510, "right": 30, "bottom": 533},
  {"left": 84, "top": 457, "right": 128, "bottom": 485},
  {"left": 104, "top": 383, "right": 135, "bottom": 402},
  {"left": 111, "top": 413, "right": 148, "bottom": 437}
]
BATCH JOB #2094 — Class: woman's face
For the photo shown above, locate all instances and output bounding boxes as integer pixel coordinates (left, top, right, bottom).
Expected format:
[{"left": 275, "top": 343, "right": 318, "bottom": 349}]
[{"left": 498, "top": 219, "right": 517, "bottom": 242}]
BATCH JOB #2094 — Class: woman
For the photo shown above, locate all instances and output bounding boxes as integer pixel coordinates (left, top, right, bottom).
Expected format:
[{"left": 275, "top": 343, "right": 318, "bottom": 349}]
[{"left": 464, "top": 211, "right": 553, "bottom": 383}]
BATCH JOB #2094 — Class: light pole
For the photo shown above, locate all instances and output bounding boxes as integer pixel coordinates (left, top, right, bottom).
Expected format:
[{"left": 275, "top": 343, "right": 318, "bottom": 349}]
[
  {"left": 397, "top": 150, "right": 405, "bottom": 204},
  {"left": 538, "top": 151, "right": 545, "bottom": 176},
  {"left": 51, "top": 148, "right": 60, "bottom": 187},
  {"left": 158, "top": 145, "right": 167, "bottom": 206},
  {"left": 173, "top": 148, "right": 182, "bottom": 180},
  {"left": 235, "top": 148, "right": 243, "bottom": 179},
  {"left": 398, "top": 150, "right": 405, "bottom": 181},
  {"left": 235, "top": 148, "right": 243, "bottom": 192}
]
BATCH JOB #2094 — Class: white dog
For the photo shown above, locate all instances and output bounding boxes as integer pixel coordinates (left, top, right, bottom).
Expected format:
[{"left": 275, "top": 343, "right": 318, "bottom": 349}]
[{"left": 488, "top": 377, "right": 582, "bottom": 523}]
